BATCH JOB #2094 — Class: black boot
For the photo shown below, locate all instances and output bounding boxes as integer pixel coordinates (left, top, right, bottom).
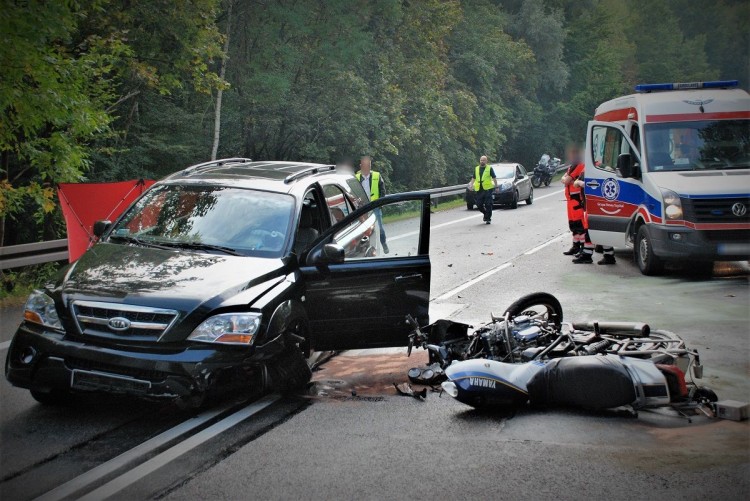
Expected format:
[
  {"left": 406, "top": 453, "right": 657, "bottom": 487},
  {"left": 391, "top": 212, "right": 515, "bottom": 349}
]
[
  {"left": 563, "top": 242, "right": 580, "bottom": 255},
  {"left": 597, "top": 254, "right": 616, "bottom": 265},
  {"left": 572, "top": 252, "right": 593, "bottom": 264}
]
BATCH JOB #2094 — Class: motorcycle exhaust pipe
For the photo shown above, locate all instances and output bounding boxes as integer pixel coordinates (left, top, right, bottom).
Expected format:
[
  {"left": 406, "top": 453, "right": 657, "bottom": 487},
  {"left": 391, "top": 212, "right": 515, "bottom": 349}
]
[{"left": 571, "top": 321, "right": 650, "bottom": 337}]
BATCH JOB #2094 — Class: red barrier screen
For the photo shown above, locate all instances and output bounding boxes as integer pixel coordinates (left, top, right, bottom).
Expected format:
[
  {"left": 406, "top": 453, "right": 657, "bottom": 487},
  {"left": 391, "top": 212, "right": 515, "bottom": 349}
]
[{"left": 58, "top": 179, "right": 155, "bottom": 262}]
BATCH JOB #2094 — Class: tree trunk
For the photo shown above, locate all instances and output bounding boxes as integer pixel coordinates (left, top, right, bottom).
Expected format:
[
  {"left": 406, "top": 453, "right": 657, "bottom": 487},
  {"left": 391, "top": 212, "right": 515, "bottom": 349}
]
[
  {"left": 211, "top": 1, "right": 233, "bottom": 161},
  {"left": 0, "top": 150, "right": 8, "bottom": 247}
]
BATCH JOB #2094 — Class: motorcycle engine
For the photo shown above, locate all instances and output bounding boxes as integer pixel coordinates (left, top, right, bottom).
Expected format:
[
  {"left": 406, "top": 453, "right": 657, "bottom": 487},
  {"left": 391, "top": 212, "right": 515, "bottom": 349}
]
[{"left": 477, "top": 315, "right": 551, "bottom": 361}]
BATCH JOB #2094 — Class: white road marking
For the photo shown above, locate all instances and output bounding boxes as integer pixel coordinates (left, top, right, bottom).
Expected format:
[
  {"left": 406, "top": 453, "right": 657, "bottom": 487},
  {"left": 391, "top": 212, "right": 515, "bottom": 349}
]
[
  {"left": 532, "top": 189, "right": 564, "bottom": 201},
  {"left": 391, "top": 190, "right": 563, "bottom": 242},
  {"left": 33, "top": 401, "right": 244, "bottom": 501},
  {"left": 0, "top": 340, "right": 10, "bottom": 351},
  {"left": 524, "top": 232, "right": 567, "bottom": 255},
  {"left": 433, "top": 263, "right": 513, "bottom": 301},
  {"left": 77, "top": 394, "right": 280, "bottom": 501},
  {"left": 390, "top": 214, "right": 481, "bottom": 241},
  {"left": 433, "top": 230, "right": 568, "bottom": 301}
]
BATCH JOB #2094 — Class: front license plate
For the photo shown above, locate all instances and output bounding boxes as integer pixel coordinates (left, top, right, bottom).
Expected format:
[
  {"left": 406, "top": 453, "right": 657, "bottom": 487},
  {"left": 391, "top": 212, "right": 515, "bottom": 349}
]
[{"left": 71, "top": 369, "right": 152, "bottom": 394}]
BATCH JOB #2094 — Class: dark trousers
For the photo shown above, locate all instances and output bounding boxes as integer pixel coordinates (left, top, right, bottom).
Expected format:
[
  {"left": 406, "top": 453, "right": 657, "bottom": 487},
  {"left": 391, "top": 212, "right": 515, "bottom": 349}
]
[{"left": 476, "top": 190, "right": 493, "bottom": 221}]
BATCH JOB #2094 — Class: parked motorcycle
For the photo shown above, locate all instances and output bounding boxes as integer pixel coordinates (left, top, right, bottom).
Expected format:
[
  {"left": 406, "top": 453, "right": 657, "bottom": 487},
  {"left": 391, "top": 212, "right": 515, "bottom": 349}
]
[
  {"left": 405, "top": 292, "right": 715, "bottom": 412},
  {"left": 531, "top": 155, "right": 560, "bottom": 188}
]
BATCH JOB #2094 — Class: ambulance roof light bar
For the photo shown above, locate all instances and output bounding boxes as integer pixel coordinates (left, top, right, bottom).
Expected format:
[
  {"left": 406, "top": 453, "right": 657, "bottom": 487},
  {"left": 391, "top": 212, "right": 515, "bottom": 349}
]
[{"left": 635, "top": 80, "right": 739, "bottom": 93}]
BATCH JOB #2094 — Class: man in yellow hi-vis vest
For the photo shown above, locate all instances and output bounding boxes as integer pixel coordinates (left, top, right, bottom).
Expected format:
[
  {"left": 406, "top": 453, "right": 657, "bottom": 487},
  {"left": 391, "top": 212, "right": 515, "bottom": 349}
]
[
  {"left": 356, "top": 156, "right": 389, "bottom": 253},
  {"left": 469, "top": 155, "right": 498, "bottom": 224}
]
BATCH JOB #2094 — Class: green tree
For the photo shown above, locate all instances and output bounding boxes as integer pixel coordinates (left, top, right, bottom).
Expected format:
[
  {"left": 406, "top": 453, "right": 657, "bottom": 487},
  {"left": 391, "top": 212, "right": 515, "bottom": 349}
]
[{"left": 0, "top": 0, "right": 225, "bottom": 245}]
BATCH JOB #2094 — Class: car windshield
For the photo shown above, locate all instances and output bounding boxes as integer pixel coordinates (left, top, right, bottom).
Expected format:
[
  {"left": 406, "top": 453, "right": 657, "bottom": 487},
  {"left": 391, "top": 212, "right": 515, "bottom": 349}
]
[
  {"left": 493, "top": 165, "right": 515, "bottom": 179},
  {"left": 109, "top": 185, "right": 294, "bottom": 257},
  {"left": 644, "top": 119, "right": 750, "bottom": 172}
]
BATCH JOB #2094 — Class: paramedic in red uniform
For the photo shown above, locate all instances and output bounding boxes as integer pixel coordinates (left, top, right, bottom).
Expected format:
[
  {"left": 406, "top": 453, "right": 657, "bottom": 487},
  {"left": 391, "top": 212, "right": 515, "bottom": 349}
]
[
  {"left": 571, "top": 174, "right": 617, "bottom": 265},
  {"left": 561, "top": 144, "right": 586, "bottom": 257}
]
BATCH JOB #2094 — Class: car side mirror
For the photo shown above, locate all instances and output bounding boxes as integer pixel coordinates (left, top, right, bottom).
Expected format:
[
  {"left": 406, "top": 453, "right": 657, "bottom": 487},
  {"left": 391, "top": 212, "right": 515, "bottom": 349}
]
[
  {"left": 617, "top": 153, "right": 634, "bottom": 178},
  {"left": 93, "top": 220, "right": 112, "bottom": 237},
  {"left": 308, "top": 243, "right": 345, "bottom": 265},
  {"left": 322, "top": 243, "right": 345, "bottom": 263}
]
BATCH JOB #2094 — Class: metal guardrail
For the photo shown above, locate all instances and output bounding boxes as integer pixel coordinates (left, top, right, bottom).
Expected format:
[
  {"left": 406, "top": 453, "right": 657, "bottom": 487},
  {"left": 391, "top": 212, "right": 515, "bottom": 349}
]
[
  {"left": 0, "top": 183, "right": 469, "bottom": 270},
  {"left": 422, "top": 184, "right": 467, "bottom": 200},
  {"left": 0, "top": 239, "right": 69, "bottom": 270}
]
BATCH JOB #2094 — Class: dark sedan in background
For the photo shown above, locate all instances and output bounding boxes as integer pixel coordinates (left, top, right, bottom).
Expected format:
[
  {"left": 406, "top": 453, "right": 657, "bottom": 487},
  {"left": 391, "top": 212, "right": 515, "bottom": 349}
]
[{"left": 466, "top": 163, "right": 534, "bottom": 210}]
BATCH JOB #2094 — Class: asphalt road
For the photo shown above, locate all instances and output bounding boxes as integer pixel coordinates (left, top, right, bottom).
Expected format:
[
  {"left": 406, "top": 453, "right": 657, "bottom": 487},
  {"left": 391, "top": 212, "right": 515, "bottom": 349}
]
[{"left": 1, "top": 184, "right": 748, "bottom": 500}]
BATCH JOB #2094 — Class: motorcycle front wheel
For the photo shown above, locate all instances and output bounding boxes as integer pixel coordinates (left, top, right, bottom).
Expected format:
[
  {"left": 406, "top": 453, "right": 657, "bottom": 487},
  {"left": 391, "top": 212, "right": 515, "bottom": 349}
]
[
  {"left": 503, "top": 292, "right": 563, "bottom": 327},
  {"left": 531, "top": 177, "right": 541, "bottom": 188}
]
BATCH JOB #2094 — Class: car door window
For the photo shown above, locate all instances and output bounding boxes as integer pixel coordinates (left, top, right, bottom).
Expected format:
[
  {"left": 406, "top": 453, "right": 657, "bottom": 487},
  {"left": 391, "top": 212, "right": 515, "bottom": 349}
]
[
  {"left": 294, "top": 190, "right": 326, "bottom": 254},
  {"left": 323, "top": 184, "right": 351, "bottom": 224},
  {"left": 345, "top": 179, "right": 369, "bottom": 209},
  {"left": 332, "top": 199, "right": 425, "bottom": 260},
  {"left": 591, "top": 124, "right": 635, "bottom": 174},
  {"left": 519, "top": 165, "right": 527, "bottom": 176},
  {"left": 516, "top": 166, "right": 524, "bottom": 179}
]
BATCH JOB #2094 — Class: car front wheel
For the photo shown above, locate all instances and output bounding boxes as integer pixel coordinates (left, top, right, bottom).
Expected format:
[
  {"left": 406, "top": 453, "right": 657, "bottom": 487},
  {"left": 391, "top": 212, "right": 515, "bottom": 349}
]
[
  {"left": 635, "top": 225, "right": 664, "bottom": 275},
  {"left": 510, "top": 191, "right": 519, "bottom": 209},
  {"left": 30, "top": 389, "right": 73, "bottom": 406}
]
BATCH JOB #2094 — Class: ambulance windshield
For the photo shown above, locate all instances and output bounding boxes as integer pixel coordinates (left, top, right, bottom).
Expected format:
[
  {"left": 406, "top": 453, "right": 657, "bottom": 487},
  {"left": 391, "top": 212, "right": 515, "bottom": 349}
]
[{"left": 644, "top": 119, "right": 750, "bottom": 172}]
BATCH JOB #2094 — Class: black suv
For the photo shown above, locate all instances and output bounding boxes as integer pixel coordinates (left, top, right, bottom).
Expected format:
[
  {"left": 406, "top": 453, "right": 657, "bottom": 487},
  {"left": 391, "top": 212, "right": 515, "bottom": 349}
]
[{"left": 6, "top": 159, "right": 431, "bottom": 405}]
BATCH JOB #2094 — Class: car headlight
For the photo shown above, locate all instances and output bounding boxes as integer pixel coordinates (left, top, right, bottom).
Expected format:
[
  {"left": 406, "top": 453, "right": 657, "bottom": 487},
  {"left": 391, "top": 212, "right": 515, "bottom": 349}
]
[
  {"left": 500, "top": 182, "right": 512, "bottom": 191},
  {"left": 661, "top": 189, "right": 683, "bottom": 220},
  {"left": 23, "top": 290, "right": 63, "bottom": 330},
  {"left": 187, "top": 312, "right": 262, "bottom": 345}
]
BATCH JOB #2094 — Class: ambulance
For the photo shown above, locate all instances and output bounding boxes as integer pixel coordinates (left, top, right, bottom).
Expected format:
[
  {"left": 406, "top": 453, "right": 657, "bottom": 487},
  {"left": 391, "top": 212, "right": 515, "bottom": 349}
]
[{"left": 584, "top": 80, "right": 750, "bottom": 275}]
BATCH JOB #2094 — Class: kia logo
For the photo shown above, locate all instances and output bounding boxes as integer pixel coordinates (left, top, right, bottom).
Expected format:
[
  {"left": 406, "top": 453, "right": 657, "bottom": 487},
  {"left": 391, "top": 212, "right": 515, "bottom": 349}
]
[
  {"left": 108, "top": 317, "right": 131, "bottom": 331},
  {"left": 731, "top": 202, "right": 747, "bottom": 217}
]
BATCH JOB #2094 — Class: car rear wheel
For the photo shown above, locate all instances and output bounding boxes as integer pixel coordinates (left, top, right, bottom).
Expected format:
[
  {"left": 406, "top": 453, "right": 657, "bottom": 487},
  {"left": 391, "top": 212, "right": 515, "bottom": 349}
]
[{"left": 526, "top": 188, "right": 534, "bottom": 205}]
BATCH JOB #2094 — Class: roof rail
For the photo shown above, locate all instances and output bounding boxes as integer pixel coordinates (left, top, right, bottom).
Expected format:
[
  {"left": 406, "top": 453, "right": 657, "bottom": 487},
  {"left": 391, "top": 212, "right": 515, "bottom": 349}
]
[
  {"left": 284, "top": 165, "right": 336, "bottom": 184},
  {"left": 183, "top": 157, "right": 253, "bottom": 174}
]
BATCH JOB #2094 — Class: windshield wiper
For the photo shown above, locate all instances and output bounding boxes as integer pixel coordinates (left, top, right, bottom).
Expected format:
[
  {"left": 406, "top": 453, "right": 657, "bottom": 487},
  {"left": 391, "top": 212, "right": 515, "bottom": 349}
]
[
  {"left": 108, "top": 234, "right": 174, "bottom": 251},
  {"left": 157, "top": 241, "right": 243, "bottom": 256}
]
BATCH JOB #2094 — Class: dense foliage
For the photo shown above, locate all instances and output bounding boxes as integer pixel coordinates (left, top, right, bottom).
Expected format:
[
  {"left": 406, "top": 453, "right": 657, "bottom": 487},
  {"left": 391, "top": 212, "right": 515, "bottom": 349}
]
[{"left": 1, "top": 0, "right": 747, "bottom": 246}]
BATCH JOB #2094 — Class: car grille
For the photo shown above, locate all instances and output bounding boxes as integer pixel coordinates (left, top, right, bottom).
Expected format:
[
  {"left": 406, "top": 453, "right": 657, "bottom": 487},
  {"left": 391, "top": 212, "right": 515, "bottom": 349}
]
[
  {"left": 682, "top": 197, "right": 750, "bottom": 224},
  {"left": 702, "top": 230, "right": 750, "bottom": 243},
  {"left": 71, "top": 301, "right": 178, "bottom": 342}
]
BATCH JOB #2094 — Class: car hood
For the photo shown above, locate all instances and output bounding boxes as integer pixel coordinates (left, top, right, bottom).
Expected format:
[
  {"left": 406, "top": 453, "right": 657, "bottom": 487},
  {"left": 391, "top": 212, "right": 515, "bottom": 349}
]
[
  {"left": 58, "top": 243, "right": 288, "bottom": 314},
  {"left": 650, "top": 170, "right": 750, "bottom": 197}
]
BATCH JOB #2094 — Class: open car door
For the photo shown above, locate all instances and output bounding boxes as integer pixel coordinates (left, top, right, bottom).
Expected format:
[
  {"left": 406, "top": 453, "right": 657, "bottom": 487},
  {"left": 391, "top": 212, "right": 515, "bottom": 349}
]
[
  {"left": 585, "top": 120, "right": 645, "bottom": 248},
  {"left": 300, "top": 193, "right": 431, "bottom": 350}
]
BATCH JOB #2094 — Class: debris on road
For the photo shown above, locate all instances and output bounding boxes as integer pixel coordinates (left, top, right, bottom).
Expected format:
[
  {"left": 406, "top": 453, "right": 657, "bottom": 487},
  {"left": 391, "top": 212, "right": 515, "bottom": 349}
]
[{"left": 393, "top": 383, "right": 427, "bottom": 400}]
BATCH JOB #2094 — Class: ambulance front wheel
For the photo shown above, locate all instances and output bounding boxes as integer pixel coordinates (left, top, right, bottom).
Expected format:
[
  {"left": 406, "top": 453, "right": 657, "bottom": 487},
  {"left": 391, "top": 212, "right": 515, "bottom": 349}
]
[{"left": 635, "top": 225, "right": 664, "bottom": 276}]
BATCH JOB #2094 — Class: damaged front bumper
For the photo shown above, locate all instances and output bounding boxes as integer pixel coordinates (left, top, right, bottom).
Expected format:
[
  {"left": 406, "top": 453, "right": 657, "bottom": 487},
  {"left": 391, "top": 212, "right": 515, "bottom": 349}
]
[{"left": 5, "top": 323, "right": 265, "bottom": 400}]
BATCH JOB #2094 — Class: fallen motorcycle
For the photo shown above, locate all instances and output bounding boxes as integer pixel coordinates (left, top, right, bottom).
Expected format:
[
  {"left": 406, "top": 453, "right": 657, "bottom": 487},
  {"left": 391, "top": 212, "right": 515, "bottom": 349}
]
[{"left": 406, "top": 292, "right": 716, "bottom": 414}]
